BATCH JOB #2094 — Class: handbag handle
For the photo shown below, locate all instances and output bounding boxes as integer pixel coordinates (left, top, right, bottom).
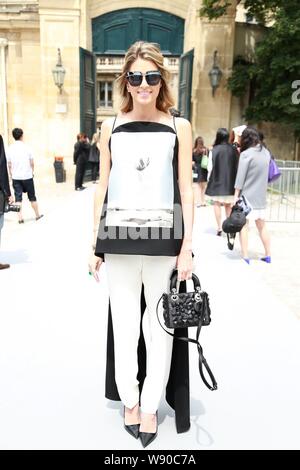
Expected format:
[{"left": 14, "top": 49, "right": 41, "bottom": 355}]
[
  {"left": 156, "top": 294, "right": 218, "bottom": 391},
  {"left": 169, "top": 269, "right": 201, "bottom": 292}
]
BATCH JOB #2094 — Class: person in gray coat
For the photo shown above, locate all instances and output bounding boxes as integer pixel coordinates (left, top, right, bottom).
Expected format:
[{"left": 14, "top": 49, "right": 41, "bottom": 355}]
[{"left": 234, "top": 127, "right": 271, "bottom": 264}]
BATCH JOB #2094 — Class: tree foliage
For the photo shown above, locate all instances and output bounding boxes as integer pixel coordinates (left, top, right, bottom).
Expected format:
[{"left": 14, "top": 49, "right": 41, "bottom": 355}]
[
  {"left": 200, "top": 1, "right": 285, "bottom": 24},
  {"left": 200, "top": 1, "right": 300, "bottom": 138}
]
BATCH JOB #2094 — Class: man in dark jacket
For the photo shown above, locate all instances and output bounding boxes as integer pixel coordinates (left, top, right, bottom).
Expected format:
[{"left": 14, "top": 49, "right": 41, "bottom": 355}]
[
  {"left": 0, "top": 135, "right": 13, "bottom": 269},
  {"left": 73, "top": 133, "right": 90, "bottom": 191}
]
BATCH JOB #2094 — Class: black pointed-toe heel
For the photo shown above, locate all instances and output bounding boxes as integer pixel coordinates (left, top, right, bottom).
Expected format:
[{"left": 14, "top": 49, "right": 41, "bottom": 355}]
[
  {"left": 140, "top": 429, "right": 158, "bottom": 448},
  {"left": 139, "top": 412, "right": 158, "bottom": 448},
  {"left": 124, "top": 407, "right": 140, "bottom": 439}
]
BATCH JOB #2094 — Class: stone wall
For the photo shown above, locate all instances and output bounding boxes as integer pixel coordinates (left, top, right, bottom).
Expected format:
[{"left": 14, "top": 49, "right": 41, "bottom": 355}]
[
  {"left": 0, "top": 1, "right": 40, "bottom": 151},
  {"left": 88, "top": 0, "right": 188, "bottom": 21},
  {"left": 0, "top": 0, "right": 85, "bottom": 172},
  {"left": 0, "top": 0, "right": 297, "bottom": 167},
  {"left": 185, "top": 0, "right": 238, "bottom": 147},
  {"left": 6, "top": 29, "right": 42, "bottom": 156},
  {"left": 39, "top": 0, "right": 83, "bottom": 168}
]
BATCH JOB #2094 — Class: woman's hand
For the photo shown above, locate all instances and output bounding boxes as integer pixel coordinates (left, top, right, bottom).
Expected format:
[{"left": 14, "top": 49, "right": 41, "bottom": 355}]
[
  {"left": 88, "top": 251, "right": 103, "bottom": 282},
  {"left": 176, "top": 249, "right": 193, "bottom": 281}
]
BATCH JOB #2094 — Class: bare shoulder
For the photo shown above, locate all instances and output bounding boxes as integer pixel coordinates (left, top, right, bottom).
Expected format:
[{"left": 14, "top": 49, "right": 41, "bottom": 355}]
[
  {"left": 174, "top": 117, "right": 192, "bottom": 132},
  {"left": 101, "top": 117, "right": 115, "bottom": 132},
  {"left": 174, "top": 118, "right": 192, "bottom": 143},
  {"left": 100, "top": 117, "right": 115, "bottom": 142}
]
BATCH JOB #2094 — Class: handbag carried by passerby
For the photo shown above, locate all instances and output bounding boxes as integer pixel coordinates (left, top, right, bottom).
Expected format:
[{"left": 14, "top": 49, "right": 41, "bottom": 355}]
[
  {"left": 222, "top": 198, "right": 248, "bottom": 250},
  {"left": 200, "top": 153, "right": 209, "bottom": 170},
  {"left": 156, "top": 269, "right": 218, "bottom": 391},
  {"left": 268, "top": 158, "right": 281, "bottom": 183},
  {"left": 222, "top": 203, "right": 246, "bottom": 234}
]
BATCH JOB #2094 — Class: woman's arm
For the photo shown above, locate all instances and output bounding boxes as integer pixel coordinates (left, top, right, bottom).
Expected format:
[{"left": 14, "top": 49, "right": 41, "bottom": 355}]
[
  {"left": 88, "top": 118, "right": 113, "bottom": 281},
  {"left": 176, "top": 118, "right": 194, "bottom": 279},
  {"left": 234, "top": 152, "right": 250, "bottom": 191},
  {"left": 234, "top": 151, "right": 251, "bottom": 204},
  {"left": 92, "top": 118, "right": 114, "bottom": 246},
  {"left": 233, "top": 188, "right": 241, "bottom": 204}
]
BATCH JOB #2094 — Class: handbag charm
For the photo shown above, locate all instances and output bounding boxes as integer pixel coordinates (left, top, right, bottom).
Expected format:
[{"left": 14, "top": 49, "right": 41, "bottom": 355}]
[{"left": 156, "top": 270, "right": 217, "bottom": 391}]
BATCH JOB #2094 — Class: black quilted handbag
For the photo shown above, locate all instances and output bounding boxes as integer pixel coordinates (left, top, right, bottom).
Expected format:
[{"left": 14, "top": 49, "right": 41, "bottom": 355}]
[{"left": 156, "top": 269, "right": 218, "bottom": 391}]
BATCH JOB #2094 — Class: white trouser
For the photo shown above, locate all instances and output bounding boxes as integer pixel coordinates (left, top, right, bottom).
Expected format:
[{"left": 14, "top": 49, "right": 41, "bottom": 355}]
[{"left": 105, "top": 254, "right": 177, "bottom": 414}]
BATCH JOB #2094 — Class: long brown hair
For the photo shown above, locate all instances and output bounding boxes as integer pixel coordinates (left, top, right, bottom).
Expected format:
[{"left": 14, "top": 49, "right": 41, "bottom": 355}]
[
  {"left": 240, "top": 127, "right": 261, "bottom": 153},
  {"left": 116, "top": 41, "right": 174, "bottom": 113},
  {"left": 193, "top": 136, "right": 206, "bottom": 155}
]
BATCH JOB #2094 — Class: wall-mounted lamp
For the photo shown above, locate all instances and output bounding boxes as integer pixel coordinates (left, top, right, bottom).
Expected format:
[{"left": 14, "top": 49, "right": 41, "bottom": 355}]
[
  {"left": 52, "top": 48, "right": 66, "bottom": 94},
  {"left": 208, "top": 50, "right": 222, "bottom": 97}
]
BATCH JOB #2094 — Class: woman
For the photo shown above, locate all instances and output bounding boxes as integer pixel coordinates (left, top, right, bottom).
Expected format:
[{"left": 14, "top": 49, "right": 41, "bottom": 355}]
[
  {"left": 88, "top": 41, "right": 193, "bottom": 447},
  {"left": 206, "top": 128, "right": 238, "bottom": 235},
  {"left": 234, "top": 127, "right": 271, "bottom": 264},
  {"left": 88, "top": 132, "right": 100, "bottom": 183},
  {"left": 192, "top": 136, "right": 208, "bottom": 207}
]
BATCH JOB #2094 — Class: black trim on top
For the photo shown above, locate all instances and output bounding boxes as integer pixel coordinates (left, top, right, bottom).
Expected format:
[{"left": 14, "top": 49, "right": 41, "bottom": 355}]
[
  {"left": 112, "top": 121, "right": 176, "bottom": 134},
  {"left": 111, "top": 115, "right": 117, "bottom": 132}
]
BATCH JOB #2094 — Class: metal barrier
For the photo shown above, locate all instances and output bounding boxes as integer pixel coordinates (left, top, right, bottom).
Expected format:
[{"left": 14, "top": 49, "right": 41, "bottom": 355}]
[
  {"left": 267, "top": 165, "right": 300, "bottom": 222},
  {"left": 275, "top": 159, "right": 300, "bottom": 168}
]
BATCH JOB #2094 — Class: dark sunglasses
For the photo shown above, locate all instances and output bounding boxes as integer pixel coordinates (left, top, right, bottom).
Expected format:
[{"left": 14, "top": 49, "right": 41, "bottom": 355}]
[{"left": 126, "top": 71, "right": 162, "bottom": 87}]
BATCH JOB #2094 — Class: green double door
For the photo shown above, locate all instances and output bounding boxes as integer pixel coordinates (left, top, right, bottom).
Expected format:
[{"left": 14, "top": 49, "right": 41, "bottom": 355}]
[
  {"left": 80, "top": 8, "right": 193, "bottom": 135},
  {"left": 80, "top": 48, "right": 96, "bottom": 139},
  {"left": 178, "top": 49, "right": 194, "bottom": 120},
  {"left": 92, "top": 8, "right": 184, "bottom": 56}
]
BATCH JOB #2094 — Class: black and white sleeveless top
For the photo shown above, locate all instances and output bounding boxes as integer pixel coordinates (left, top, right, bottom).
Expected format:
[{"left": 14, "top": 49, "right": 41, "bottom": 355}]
[{"left": 95, "top": 117, "right": 184, "bottom": 258}]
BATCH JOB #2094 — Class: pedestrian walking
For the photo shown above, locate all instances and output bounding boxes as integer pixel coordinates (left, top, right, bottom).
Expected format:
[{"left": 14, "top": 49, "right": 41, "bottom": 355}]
[
  {"left": 88, "top": 132, "right": 100, "bottom": 183},
  {"left": 0, "top": 135, "right": 13, "bottom": 269},
  {"left": 88, "top": 41, "right": 193, "bottom": 447},
  {"left": 206, "top": 128, "right": 238, "bottom": 235},
  {"left": 6, "top": 128, "right": 43, "bottom": 224},
  {"left": 73, "top": 133, "right": 90, "bottom": 190},
  {"left": 234, "top": 126, "right": 272, "bottom": 264},
  {"left": 192, "top": 136, "right": 208, "bottom": 207}
]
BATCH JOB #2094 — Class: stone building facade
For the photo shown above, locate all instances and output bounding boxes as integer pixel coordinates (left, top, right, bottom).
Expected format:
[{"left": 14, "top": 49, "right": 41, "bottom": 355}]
[{"left": 0, "top": 0, "right": 297, "bottom": 170}]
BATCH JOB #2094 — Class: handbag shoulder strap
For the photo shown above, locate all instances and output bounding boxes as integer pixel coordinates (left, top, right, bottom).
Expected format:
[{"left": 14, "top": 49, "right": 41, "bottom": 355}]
[{"left": 156, "top": 295, "right": 218, "bottom": 391}]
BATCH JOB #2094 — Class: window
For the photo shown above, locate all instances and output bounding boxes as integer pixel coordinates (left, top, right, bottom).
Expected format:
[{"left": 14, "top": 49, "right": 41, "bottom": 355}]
[{"left": 98, "top": 81, "right": 113, "bottom": 108}]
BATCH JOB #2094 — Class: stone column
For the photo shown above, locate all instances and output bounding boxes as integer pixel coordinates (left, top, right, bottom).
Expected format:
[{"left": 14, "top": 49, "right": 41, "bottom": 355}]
[
  {"left": 39, "top": 0, "right": 85, "bottom": 165},
  {"left": 0, "top": 38, "right": 8, "bottom": 147},
  {"left": 185, "top": 0, "right": 237, "bottom": 146}
]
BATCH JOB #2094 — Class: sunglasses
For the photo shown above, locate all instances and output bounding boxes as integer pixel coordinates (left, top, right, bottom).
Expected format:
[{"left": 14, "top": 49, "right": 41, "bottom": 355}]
[{"left": 126, "top": 71, "right": 162, "bottom": 87}]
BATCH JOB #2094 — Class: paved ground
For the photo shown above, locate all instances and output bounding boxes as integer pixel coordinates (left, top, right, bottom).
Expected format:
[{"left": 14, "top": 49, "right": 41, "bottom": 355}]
[{"left": 0, "top": 165, "right": 299, "bottom": 450}]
